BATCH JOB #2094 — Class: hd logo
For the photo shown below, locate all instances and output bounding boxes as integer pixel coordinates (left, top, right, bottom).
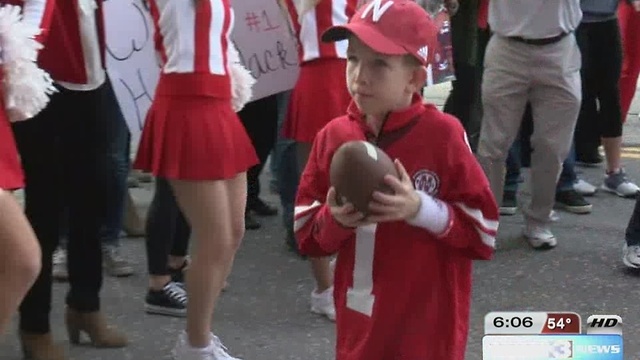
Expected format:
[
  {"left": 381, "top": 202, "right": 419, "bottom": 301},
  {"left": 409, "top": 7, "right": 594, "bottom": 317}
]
[{"left": 586, "top": 315, "right": 623, "bottom": 335}]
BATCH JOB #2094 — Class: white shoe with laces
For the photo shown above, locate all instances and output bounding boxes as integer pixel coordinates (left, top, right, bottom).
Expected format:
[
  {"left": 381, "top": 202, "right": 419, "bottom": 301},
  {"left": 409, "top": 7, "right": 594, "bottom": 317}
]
[
  {"left": 172, "top": 331, "right": 241, "bottom": 360},
  {"left": 310, "top": 286, "right": 336, "bottom": 321},
  {"left": 52, "top": 247, "right": 68, "bottom": 280},
  {"left": 523, "top": 221, "right": 557, "bottom": 249},
  {"left": 573, "top": 179, "right": 597, "bottom": 196},
  {"left": 601, "top": 169, "right": 640, "bottom": 198},
  {"left": 623, "top": 244, "right": 640, "bottom": 269}
]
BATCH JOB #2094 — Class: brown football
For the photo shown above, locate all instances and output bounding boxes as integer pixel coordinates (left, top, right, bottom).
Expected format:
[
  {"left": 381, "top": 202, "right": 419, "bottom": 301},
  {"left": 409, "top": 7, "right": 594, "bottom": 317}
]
[{"left": 329, "top": 141, "right": 399, "bottom": 215}]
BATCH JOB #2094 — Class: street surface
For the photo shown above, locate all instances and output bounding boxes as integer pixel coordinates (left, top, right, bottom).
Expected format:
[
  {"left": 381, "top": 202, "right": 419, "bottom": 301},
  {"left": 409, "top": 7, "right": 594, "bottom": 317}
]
[{"left": 2, "top": 83, "right": 640, "bottom": 359}]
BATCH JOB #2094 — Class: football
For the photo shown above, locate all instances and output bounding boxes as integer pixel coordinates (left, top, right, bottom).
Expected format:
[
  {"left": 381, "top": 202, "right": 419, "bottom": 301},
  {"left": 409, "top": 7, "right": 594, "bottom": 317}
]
[{"left": 329, "top": 141, "right": 399, "bottom": 215}]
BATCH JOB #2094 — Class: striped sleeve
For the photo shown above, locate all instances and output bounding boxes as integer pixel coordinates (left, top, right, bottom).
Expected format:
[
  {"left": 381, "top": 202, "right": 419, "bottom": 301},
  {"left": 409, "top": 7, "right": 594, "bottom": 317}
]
[
  {"left": 21, "top": 0, "right": 56, "bottom": 44},
  {"left": 432, "top": 126, "right": 498, "bottom": 260},
  {"left": 294, "top": 132, "right": 354, "bottom": 257}
]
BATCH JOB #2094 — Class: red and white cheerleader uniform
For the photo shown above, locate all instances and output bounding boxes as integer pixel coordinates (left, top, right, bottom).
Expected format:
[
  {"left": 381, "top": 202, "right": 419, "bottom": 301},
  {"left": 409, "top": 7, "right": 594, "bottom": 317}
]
[
  {"left": 619, "top": 0, "right": 640, "bottom": 120},
  {"left": 0, "top": 97, "right": 22, "bottom": 190},
  {"left": 282, "top": 0, "right": 358, "bottom": 143},
  {"left": 134, "top": 0, "right": 257, "bottom": 180},
  {"left": 0, "top": 0, "right": 55, "bottom": 190}
]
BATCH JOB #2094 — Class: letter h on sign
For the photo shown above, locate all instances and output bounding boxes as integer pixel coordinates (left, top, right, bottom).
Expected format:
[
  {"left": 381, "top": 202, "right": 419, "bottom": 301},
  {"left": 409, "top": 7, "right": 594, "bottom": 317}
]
[{"left": 586, "top": 315, "right": 623, "bottom": 335}]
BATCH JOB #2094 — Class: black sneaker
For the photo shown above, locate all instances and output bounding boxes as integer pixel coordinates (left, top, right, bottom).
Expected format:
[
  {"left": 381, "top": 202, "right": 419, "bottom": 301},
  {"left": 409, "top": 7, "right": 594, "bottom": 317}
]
[
  {"left": 555, "top": 190, "right": 592, "bottom": 214},
  {"left": 500, "top": 191, "right": 517, "bottom": 216},
  {"left": 145, "top": 282, "right": 187, "bottom": 317},
  {"left": 285, "top": 228, "right": 305, "bottom": 258},
  {"left": 245, "top": 212, "right": 261, "bottom": 230},
  {"left": 249, "top": 198, "right": 278, "bottom": 216},
  {"left": 576, "top": 152, "right": 603, "bottom": 167}
]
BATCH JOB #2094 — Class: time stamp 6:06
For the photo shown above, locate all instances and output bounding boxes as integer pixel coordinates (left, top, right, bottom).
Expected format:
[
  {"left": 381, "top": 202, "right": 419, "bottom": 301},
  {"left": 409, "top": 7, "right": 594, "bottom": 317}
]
[
  {"left": 485, "top": 312, "right": 582, "bottom": 334},
  {"left": 482, "top": 312, "right": 624, "bottom": 359}
]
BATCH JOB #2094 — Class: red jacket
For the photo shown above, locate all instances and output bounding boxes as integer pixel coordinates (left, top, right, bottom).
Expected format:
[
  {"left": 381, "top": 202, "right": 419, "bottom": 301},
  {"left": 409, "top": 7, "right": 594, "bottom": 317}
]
[
  {"left": 294, "top": 95, "right": 498, "bottom": 360},
  {"left": 37, "top": 0, "right": 106, "bottom": 84}
]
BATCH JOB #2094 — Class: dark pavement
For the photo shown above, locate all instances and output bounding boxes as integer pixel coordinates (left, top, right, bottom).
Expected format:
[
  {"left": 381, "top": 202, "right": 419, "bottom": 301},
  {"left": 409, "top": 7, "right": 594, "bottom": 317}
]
[{"left": 3, "top": 99, "right": 640, "bottom": 358}]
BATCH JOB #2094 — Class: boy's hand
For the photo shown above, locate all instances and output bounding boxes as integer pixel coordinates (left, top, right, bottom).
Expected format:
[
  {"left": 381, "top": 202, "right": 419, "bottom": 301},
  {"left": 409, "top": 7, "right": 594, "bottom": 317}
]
[
  {"left": 633, "top": 0, "right": 640, "bottom": 12},
  {"left": 327, "top": 187, "right": 368, "bottom": 228},
  {"left": 367, "top": 159, "right": 421, "bottom": 223}
]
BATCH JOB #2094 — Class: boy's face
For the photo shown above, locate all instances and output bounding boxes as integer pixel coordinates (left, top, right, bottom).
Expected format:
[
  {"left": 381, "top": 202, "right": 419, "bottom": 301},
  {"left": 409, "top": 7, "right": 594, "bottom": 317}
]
[{"left": 346, "top": 36, "right": 425, "bottom": 118}]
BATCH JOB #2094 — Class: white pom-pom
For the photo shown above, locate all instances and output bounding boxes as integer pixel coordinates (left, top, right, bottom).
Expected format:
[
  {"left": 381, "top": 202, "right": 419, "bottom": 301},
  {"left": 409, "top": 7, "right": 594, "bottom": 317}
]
[
  {"left": 0, "top": 5, "right": 56, "bottom": 122},
  {"left": 228, "top": 43, "right": 256, "bottom": 112}
]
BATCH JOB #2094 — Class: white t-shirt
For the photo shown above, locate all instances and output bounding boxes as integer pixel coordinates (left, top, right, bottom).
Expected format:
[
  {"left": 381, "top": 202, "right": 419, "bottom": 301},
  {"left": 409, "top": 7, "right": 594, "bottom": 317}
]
[{"left": 489, "top": 0, "right": 582, "bottom": 39}]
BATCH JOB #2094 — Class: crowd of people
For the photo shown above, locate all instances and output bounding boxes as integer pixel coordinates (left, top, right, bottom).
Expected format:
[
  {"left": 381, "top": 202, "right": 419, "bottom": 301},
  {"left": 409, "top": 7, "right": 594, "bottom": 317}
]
[{"left": 1, "top": 0, "right": 640, "bottom": 359}]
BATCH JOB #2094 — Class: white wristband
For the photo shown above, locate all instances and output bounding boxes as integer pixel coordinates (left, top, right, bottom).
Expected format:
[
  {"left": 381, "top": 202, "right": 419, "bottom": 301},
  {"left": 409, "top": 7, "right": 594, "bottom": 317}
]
[{"left": 406, "top": 191, "right": 450, "bottom": 235}]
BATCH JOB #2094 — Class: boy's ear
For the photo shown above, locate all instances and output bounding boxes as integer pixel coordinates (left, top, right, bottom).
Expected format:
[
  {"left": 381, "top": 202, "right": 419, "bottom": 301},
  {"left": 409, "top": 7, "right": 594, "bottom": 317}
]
[{"left": 409, "top": 66, "right": 427, "bottom": 94}]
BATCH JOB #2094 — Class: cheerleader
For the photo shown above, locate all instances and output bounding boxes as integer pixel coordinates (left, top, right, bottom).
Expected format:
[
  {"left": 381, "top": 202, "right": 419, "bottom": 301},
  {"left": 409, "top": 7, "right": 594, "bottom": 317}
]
[
  {"left": 134, "top": 0, "right": 256, "bottom": 358},
  {"left": 281, "top": 0, "right": 359, "bottom": 322},
  {"left": 11, "top": 1, "right": 128, "bottom": 359},
  {"left": 0, "top": 0, "right": 53, "bottom": 338},
  {"left": 618, "top": 0, "right": 640, "bottom": 120}
]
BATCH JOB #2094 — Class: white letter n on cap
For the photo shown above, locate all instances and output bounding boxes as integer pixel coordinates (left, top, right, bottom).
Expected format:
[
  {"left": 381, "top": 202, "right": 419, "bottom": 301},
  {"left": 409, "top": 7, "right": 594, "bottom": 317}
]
[{"left": 361, "top": 0, "right": 394, "bottom": 22}]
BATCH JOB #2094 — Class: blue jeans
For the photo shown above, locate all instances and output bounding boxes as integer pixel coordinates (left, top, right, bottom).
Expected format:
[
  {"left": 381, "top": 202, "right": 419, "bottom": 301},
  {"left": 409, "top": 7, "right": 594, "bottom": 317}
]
[
  {"left": 273, "top": 91, "right": 297, "bottom": 236},
  {"left": 505, "top": 138, "right": 577, "bottom": 193},
  {"left": 99, "top": 78, "right": 130, "bottom": 246}
]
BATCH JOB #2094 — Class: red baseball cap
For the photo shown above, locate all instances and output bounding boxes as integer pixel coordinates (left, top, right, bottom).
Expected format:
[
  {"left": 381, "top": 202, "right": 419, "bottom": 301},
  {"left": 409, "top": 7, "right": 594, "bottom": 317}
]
[{"left": 322, "top": 0, "right": 439, "bottom": 65}]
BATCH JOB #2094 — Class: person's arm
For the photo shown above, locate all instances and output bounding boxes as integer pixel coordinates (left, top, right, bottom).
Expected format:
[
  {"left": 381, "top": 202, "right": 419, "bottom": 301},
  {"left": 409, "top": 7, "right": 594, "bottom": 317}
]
[
  {"left": 408, "top": 124, "right": 497, "bottom": 260},
  {"left": 21, "top": 0, "right": 57, "bottom": 44},
  {"left": 295, "top": 133, "right": 355, "bottom": 257}
]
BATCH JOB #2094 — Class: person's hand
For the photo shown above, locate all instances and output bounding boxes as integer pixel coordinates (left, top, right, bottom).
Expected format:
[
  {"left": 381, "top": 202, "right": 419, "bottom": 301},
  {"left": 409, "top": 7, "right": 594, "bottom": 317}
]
[
  {"left": 366, "top": 159, "right": 421, "bottom": 223},
  {"left": 445, "top": 0, "right": 459, "bottom": 16},
  {"left": 632, "top": 0, "right": 640, "bottom": 12},
  {"left": 327, "top": 187, "right": 369, "bottom": 228}
]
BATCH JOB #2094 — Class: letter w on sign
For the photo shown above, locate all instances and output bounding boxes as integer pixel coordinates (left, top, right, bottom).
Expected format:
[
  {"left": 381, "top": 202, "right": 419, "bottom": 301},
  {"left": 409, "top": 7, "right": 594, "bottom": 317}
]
[{"left": 361, "top": 0, "right": 394, "bottom": 22}]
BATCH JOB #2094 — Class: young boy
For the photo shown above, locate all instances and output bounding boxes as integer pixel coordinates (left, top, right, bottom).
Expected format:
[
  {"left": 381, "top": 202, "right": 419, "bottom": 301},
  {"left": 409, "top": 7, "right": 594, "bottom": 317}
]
[{"left": 293, "top": 1, "right": 499, "bottom": 359}]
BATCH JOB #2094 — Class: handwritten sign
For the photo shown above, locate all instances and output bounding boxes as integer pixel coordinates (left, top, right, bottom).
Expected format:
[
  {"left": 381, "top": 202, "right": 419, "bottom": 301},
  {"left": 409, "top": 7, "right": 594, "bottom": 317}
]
[
  {"left": 103, "top": 0, "right": 301, "bottom": 146},
  {"left": 103, "top": 0, "right": 159, "bottom": 147},
  {"left": 230, "top": 0, "right": 300, "bottom": 100}
]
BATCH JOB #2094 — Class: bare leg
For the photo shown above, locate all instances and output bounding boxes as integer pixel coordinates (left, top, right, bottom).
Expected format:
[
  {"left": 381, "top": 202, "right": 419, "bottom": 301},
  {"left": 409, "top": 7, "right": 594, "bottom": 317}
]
[
  {"left": 296, "top": 143, "right": 333, "bottom": 292},
  {"left": 148, "top": 275, "right": 172, "bottom": 291},
  {"left": 168, "top": 256, "right": 187, "bottom": 270},
  {"left": 0, "top": 191, "right": 41, "bottom": 335},
  {"left": 169, "top": 173, "right": 246, "bottom": 347},
  {"left": 602, "top": 136, "right": 622, "bottom": 173}
]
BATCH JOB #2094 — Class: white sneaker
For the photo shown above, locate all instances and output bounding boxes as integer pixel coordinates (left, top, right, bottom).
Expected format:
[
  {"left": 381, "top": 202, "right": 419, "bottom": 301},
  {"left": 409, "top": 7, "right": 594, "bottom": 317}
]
[
  {"left": 52, "top": 247, "right": 68, "bottom": 281},
  {"left": 523, "top": 221, "right": 557, "bottom": 249},
  {"left": 601, "top": 169, "right": 640, "bottom": 198},
  {"left": 623, "top": 244, "right": 640, "bottom": 269},
  {"left": 172, "top": 331, "right": 241, "bottom": 360},
  {"left": 573, "top": 179, "right": 597, "bottom": 196},
  {"left": 310, "top": 287, "right": 336, "bottom": 321}
]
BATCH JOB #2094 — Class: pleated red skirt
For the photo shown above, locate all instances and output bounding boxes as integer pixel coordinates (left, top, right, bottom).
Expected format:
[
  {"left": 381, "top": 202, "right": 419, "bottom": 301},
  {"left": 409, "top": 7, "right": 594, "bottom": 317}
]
[
  {"left": 0, "top": 111, "right": 23, "bottom": 190},
  {"left": 134, "top": 95, "right": 258, "bottom": 180},
  {"left": 283, "top": 58, "right": 352, "bottom": 143}
]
